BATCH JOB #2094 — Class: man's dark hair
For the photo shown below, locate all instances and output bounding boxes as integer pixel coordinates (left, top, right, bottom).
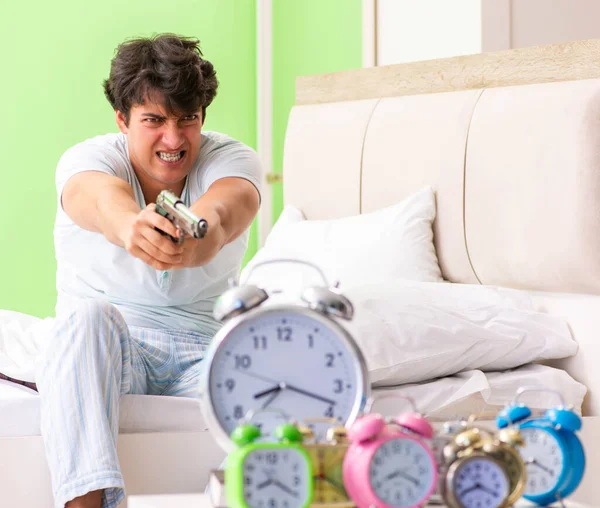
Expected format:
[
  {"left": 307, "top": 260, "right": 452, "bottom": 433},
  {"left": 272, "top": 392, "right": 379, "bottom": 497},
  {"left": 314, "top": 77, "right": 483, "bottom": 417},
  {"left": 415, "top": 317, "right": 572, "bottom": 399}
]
[{"left": 103, "top": 33, "right": 218, "bottom": 124}]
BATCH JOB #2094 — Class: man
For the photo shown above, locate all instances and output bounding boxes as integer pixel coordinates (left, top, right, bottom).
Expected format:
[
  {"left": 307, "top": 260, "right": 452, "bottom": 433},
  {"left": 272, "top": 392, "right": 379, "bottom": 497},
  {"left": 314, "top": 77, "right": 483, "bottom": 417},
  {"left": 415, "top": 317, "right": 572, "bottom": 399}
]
[{"left": 36, "top": 34, "right": 262, "bottom": 508}]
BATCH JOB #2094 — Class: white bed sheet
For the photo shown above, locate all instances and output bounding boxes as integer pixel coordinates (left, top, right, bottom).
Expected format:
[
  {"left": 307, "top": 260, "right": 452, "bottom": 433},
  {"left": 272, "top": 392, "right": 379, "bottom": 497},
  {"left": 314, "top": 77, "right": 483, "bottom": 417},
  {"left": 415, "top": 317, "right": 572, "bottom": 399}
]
[{"left": 0, "top": 363, "right": 585, "bottom": 438}]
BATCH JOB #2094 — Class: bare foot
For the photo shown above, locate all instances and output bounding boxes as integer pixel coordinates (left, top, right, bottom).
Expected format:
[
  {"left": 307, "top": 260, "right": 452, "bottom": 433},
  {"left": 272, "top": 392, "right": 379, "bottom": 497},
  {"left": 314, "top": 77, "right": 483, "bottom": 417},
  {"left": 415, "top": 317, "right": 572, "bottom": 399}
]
[{"left": 65, "top": 489, "right": 102, "bottom": 508}]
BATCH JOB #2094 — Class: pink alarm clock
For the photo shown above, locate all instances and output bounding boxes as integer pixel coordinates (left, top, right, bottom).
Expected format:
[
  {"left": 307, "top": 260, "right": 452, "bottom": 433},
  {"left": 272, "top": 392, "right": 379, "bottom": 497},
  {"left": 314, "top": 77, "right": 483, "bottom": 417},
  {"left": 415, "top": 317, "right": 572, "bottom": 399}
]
[{"left": 342, "top": 395, "right": 438, "bottom": 508}]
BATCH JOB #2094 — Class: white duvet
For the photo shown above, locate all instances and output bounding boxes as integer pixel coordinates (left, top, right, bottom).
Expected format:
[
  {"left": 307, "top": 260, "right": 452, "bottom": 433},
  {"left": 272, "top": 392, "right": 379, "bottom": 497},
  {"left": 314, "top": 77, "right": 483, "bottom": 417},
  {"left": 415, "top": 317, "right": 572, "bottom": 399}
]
[
  {"left": 0, "top": 280, "right": 580, "bottom": 389},
  {"left": 0, "top": 310, "right": 54, "bottom": 383}
]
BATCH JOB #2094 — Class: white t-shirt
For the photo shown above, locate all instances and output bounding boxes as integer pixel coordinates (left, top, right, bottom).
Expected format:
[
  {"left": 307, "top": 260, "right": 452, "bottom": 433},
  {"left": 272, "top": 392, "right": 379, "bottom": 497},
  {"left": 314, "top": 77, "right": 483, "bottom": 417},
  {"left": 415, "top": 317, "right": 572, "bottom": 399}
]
[{"left": 54, "top": 131, "right": 262, "bottom": 336}]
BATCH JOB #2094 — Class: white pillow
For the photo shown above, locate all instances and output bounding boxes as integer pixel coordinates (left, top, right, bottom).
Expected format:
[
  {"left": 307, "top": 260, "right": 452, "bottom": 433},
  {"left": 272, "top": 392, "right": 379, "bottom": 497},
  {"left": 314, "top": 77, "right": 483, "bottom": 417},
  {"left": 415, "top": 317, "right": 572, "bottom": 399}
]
[
  {"left": 242, "top": 186, "right": 443, "bottom": 292},
  {"left": 340, "top": 280, "right": 578, "bottom": 387}
]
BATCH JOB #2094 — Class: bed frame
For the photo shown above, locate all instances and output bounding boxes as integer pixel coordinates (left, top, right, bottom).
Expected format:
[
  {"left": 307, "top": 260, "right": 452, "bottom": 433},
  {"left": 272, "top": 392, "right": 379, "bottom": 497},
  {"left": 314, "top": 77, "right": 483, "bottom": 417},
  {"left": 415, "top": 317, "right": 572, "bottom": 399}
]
[
  {"left": 284, "top": 38, "right": 600, "bottom": 417},
  {"left": 3, "top": 38, "right": 600, "bottom": 507}
]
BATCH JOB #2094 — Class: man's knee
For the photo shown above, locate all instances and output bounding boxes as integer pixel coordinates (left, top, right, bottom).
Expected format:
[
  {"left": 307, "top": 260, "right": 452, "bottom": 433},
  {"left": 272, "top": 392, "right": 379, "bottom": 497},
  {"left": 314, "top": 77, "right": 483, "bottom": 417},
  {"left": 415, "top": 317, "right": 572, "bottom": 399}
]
[
  {"left": 68, "top": 300, "right": 125, "bottom": 328},
  {"left": 42, "top": 300, "right": 128, "bottom": 362}
]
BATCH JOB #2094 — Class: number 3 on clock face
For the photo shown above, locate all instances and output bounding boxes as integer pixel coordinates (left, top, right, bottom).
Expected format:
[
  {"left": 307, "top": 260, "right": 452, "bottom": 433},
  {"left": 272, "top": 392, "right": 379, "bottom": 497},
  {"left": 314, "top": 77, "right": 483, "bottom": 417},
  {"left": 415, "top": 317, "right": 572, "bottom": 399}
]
[{"left": 200, "top": 306, "right": 370, "bottom": 451}]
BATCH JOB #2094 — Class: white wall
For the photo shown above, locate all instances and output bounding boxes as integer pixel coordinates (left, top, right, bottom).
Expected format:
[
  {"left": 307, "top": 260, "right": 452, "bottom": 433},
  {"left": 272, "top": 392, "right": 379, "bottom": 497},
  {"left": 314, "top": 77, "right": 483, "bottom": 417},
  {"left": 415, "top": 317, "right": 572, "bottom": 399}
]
[
  {"left": 373, "top": 0, "right": 600, "bottom": 67},
  {"left": 376, "top": 0, "right": 482, "bottom": 65}
]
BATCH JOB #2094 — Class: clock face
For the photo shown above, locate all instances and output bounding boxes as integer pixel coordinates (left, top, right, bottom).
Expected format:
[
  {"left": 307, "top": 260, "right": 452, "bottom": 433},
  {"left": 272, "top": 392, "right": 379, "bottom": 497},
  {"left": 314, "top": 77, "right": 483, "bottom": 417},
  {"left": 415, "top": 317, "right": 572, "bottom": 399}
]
[
  {"left": 519, "top": 427, "right": 565, "bottom": 496},
  {"left": 207, "top": 307, "right": 367, "bottom": 445},
  {"left": 242, "top": 448, "right": 310, "bottom": 508},
  {"left": 368, "top": 437, "right": 436, "bottom": 507},
  {"left": 452, "top": 457, "right": 510, "bottom": 508},
  {"left": 307, "top": 446, "right": 351, "bottom": 505}
]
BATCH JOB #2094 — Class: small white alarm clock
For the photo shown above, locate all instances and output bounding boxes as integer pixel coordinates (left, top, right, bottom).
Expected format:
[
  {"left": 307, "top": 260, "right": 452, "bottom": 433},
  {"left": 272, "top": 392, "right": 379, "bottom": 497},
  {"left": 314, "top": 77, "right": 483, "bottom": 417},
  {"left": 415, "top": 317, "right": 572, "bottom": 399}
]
[{"left": 199, "top": 259, "right": 370, "bottom": 452}]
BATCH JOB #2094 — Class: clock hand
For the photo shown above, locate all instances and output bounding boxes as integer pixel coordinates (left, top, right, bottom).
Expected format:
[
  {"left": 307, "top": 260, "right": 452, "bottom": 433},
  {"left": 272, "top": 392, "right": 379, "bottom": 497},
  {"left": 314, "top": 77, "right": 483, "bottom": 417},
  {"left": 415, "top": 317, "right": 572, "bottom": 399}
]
[
  {"left": 254, "top": 384, "right": 284, "bottom": 399},
  {"left": 253, "top": 382, "right": 287, "bottom": 409},
  {"left": 458, "top": 483, "right": 481, "bottom": 497},
  {"left": 257, "top": 478, "right": 273, "bottom": 490},
  {"left": 271, "top": 478, "right": 299, "bottom": 498},
  {"left": 235, "top": 368, "right": 281, "bottom": 385},
  {"left": 237, "top": 368, "right": 336, "bottom": 406},
  {"left": 385, "top": 470, "right": 421, "bottom": 487},
  {"left": 261, "top": 389, "right": 283, "bottom": 410},
  {"left": 285, "top": 385, "right": 336, "bottom": 406},
  {"left": 526, "top": 457, "right": 554, "bottom": 476},
  {"left": 477, "top": 484, "right": 500, "bottom": 498}
]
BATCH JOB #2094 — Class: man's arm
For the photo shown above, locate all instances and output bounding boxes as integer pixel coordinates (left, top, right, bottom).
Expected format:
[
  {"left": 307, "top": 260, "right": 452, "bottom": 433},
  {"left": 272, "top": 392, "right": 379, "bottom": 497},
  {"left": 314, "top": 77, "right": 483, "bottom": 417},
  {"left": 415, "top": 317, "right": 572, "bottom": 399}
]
[
  {"left": 62, "top": 171, "right": 185, "bottom": 270},
  {"left": 62, "top": 171, "right": 139, "bottom": 246},
  {"left": 184, "top": 177, "right": 260, "bottom": 267}
]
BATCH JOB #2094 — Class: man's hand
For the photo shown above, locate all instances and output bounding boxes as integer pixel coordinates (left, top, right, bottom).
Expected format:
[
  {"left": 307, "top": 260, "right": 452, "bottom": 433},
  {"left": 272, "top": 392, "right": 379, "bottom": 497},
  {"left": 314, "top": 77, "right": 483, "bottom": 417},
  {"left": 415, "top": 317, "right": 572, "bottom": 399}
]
[
  {"left": 177, "top": 208, "right": 224, "bottom": 268},
  {"left": 118, "top": 176, "right": 258, "bottom": 271},
  {"left": 181, "top": 177, "right": 259, "bottom": 268},
  {"left": 175, "top": 204, "right": 224, "bottom": 268},
  {"left": 120, "top": 204, "right": 223, "bottom": 271},
  {"left": 119, "top": 204, "right": 185, "bottom": 270}
]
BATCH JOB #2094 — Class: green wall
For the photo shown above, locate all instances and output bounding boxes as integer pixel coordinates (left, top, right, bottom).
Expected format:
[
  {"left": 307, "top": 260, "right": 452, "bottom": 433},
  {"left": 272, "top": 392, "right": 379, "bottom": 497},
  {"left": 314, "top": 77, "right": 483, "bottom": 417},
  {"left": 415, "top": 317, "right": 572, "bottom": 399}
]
[
  {"left": 0, "top": 0, "right": 257, "bottom": 317},
  {"left": 271, "top": 0, "right": 363, "bottom": 222},
  {"left": 0, "top": 0, "right": 363, "bottom": 318}
]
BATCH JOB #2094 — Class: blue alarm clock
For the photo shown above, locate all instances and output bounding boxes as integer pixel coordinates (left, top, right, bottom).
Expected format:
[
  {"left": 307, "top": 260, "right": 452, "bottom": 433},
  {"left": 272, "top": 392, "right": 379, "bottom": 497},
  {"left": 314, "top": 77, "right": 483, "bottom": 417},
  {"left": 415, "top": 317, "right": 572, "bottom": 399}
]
[{"left": 496, "top": 387, "right": 585, "bottom": 506}]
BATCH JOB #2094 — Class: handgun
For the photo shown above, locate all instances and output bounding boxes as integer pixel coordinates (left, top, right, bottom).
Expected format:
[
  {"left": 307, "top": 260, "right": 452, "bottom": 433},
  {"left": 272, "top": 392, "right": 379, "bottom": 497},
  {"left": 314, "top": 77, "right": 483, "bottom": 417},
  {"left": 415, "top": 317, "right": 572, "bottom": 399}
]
[{"left": 155, "top": 190, "right": 208, "bottom": 244}]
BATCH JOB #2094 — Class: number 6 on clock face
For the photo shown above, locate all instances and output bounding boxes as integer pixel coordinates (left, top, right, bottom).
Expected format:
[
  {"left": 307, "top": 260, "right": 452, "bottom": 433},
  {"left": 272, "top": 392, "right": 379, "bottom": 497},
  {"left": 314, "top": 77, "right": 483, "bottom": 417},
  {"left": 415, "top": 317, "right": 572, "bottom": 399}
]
[{"left": 199, "top": 305, "right": 370, "bottom": 451}]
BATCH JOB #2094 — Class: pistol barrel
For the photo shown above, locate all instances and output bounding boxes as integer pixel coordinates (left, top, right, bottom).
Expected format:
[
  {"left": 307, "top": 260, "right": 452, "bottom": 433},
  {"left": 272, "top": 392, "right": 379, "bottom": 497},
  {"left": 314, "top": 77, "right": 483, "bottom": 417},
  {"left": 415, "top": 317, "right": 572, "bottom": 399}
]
[{"left": 156, "top": 190, "right": 208, "bottom": 240}]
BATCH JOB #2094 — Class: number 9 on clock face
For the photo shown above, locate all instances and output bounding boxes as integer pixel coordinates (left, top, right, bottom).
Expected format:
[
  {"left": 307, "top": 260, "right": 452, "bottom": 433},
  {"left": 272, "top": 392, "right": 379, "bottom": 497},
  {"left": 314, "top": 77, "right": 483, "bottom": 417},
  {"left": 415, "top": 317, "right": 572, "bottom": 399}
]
[{"left": 200, "top": 306, "right": 370, "bottom": 451}]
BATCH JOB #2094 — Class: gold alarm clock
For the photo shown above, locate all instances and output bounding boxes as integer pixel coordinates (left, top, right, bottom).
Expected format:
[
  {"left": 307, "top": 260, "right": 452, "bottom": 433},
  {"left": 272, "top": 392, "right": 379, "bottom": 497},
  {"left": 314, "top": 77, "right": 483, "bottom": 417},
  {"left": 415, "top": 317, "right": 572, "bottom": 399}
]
[
  {"left": 441, "top": 414, "right": 527, "bottom": 508},
  {"left": 298, "top": 418, "right": 353, "bottom": 508}
]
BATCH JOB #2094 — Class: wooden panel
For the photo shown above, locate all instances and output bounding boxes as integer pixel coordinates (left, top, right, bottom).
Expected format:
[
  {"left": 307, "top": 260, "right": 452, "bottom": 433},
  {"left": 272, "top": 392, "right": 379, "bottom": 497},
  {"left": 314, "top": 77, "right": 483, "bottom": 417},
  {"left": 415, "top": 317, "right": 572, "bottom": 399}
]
[{"left": 296, "top": 38, "right": 600, "bottom": 104}]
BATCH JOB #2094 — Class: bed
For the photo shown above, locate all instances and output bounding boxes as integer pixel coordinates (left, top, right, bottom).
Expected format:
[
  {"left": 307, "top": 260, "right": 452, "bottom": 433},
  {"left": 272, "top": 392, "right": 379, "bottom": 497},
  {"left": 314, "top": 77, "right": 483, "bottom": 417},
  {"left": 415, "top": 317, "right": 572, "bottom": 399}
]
[{"left": 2, "top": 38, "right": 600, "bottom": 506}]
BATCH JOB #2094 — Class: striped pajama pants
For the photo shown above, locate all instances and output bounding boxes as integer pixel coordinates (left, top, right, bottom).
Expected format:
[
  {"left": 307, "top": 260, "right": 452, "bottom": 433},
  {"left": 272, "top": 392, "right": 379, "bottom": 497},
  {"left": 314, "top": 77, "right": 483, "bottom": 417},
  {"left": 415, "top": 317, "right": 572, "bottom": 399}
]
[{"left": 36, "top": 300, "right": 212, "bottom": 508}]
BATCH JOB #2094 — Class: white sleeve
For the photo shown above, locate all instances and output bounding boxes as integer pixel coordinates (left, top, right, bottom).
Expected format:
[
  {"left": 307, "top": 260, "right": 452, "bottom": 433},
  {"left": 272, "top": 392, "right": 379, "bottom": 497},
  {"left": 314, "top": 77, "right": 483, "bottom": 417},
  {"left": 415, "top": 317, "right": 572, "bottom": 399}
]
[
  {"left": 197, "top": 141, "right": 263, "bottom": 202},
  {"left": 55, "top": 138, "right": 131, "bottom": 208}
]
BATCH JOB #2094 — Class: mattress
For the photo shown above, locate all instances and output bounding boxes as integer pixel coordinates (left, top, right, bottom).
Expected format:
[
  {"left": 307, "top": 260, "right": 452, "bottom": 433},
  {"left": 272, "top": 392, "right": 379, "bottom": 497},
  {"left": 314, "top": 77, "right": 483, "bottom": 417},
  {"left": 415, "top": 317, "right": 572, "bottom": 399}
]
[{"left": 0, "top": 363, "right": 586, "bottom": 438}]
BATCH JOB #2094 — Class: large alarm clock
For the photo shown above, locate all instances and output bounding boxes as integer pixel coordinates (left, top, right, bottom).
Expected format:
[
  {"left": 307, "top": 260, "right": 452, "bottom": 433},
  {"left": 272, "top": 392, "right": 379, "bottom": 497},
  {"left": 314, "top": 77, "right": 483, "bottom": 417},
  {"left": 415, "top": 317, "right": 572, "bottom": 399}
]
[{"left": 199, "top": 259, "right": 370, "bottom": 452}]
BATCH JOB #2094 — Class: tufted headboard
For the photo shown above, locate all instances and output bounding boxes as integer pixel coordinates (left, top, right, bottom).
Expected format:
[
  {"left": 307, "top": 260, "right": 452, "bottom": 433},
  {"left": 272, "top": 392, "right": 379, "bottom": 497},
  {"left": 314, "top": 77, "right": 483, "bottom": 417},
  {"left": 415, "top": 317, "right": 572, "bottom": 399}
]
[{"left": 282, "top": 39, "right": 600, "bottom": 416}]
